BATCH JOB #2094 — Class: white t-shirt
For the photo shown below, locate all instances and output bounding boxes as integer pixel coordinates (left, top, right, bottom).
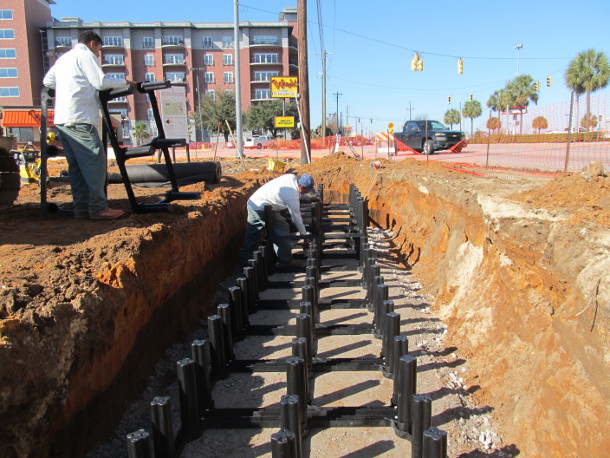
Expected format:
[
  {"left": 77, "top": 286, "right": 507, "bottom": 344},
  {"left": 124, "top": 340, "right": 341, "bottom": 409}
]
[
  {"left": 248, "top": 174, "right": 307, "bottom": 235},
  {"left": 43, "top": 43, "right": 127, "bottom": 126}
]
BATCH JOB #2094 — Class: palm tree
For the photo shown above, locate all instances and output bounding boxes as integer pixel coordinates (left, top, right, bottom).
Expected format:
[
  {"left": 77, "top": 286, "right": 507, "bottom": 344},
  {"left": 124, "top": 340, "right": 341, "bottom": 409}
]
[
  {"left": 462, "top": 100, "right": 482, "bottom": 136},
  {"left": 506, "top": 74, "right": 538, "bottom": 134},
  {"left": 131, "top": 121, "right": 150, "bottom": 146},
  {"left": 487, "top": 117, "right": 501, "bottom": 133},
  {"left": 444, "top": 109, "right": 460, "bottom": 129},
  {"left": 532, "top": 116, "right": 548, "bottom": 133},
  {"left": 487, "top": 89, "right": 510, "bottom": 133},
  {"left": 565, "top": 49, "right": 610, "bottom": 131}
]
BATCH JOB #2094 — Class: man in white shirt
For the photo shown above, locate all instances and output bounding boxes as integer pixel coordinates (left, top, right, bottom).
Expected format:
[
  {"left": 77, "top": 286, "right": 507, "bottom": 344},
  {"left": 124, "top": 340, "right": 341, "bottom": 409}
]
[
  {"left": 240, "top": 174, "right": 316, "bottom": 266},
  {"left": 43, "top": 31, "right": 134, "bottom": 220}
]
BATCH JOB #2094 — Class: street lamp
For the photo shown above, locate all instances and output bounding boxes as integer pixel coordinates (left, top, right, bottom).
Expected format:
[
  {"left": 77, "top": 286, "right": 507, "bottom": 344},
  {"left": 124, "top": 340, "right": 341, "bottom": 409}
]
[
  {"left": 189, "top": 67, "right": 204, "bottom": 142},
  {"left": 514, "top": 44, "right": 523, "bottom": 76}
]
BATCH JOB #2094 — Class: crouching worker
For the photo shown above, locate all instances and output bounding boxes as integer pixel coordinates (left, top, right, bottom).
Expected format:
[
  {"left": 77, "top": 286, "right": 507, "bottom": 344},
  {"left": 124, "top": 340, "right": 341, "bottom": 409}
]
[{"left": 240, "top": 174, "right": 317, "bottom": 266}]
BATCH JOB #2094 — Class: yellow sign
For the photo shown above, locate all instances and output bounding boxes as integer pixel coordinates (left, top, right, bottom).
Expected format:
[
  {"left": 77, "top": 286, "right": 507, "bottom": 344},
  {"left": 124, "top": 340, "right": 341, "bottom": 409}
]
[
  {"left": 388, "top": 122, "right": 394, "bottom": 129},
  {"left": 275, "top": 116, "right": 295, "bottom": 128},
  {"left": 270, "top": 76, "right": 298, "bottom": 98}
]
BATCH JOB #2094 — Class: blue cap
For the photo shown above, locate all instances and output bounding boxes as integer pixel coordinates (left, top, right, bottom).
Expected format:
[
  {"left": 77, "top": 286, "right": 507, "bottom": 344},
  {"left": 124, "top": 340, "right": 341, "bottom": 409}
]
[{"left": 298, "top": 174, "right": 315, "bottom": 192}]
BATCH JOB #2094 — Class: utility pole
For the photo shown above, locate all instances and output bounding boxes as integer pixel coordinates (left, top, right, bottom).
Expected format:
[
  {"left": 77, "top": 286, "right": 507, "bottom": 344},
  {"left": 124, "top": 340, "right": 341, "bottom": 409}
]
[
  {"left": 233, "top": 0, "right": 244, "bottom": 158},
  {"left": 334, "top": 92, "right": 342, "bottom": 134},
  {"left": 297, "top": 0, "right": 311, "bottom": 163},
  {"left": 407, "top": 101, "right": 414, "bottom": 121},
  {"left": 189, "top": 67, "right": 204, "bottom": 142},
  {"left": 321, "top": 49, "right": 327, "bottom": 140}
]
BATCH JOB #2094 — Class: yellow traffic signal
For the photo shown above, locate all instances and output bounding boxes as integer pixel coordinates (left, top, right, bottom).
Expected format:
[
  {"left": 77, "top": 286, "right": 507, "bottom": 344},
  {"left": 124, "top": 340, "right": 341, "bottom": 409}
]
[
  {"left": 469, "top": 93, "right": 473, "bottom": 101},
  {"left": 547, "top": 76, "right": 552, "bottom": 87},
  {"left": 411, "top": 52, "right": 423, "bottom": 71},
  {"left": 447, "top": 96, "right": 451, "bottom": 104},
  {"left": 534, "top": 81, "right": 539, "bottom": 91},
  {"left": 457, "top": 58, "right": 463, "bottom": 74},
  {"left": 417, "top": 58, "right": 423, "bottom": 71}
]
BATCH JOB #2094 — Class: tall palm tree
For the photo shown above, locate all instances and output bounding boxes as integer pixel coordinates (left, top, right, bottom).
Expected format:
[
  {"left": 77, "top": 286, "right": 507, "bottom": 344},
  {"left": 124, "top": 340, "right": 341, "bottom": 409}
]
[
  {"left": 506, "top": 74, "right": 538, "bottom": 134},
  {"left": 487, "top": 89, "right": 510, "bottom": 134},
  {"left": 565, "top": 49, "right": 610, "bottom": 131},
  {"left": 462, "top": 100, "right": 482, "bottom": 136},
  {"left": 444, "top": 108, "right": 460, "bottom": 129}
]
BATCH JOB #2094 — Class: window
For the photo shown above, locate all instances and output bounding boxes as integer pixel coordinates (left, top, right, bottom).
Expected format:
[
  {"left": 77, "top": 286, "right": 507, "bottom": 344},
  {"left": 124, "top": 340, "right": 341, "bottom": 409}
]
[
  {"left": 144, "top": 54, "right": 154, "bottom": 66},
  {"left": 254, "top": 88, "right": 270, "bottom": 100},
  {"left": 222, "top": 36, "right": 233, "bottom": 48},
  {"left": 202, "top": 36, "right": 213, "bottom": 48},
  {"left": 0, "top": 87, "right": 19, "bottom": 97},
  {"left": 106, "top": 72, "right": 125, "bottom": 80},
  {"left": 203, "top": 54, "right": 213, "bottom": 65},
  {"left": 145, "top": 72, "right": 155, "bottom": 82},
  {"left": 252, "top": 53, "right": 278, "bottom": 64},
  {"left": 143, "top": 37, "right": 154, "bottom": 49},
  {"left": 223, "top": 54, "right": 233, "bottom": 65},
  {"left": 223, "top": 72, "right": 233, "bottom": 84},
  {"left": 0, "top": 48, "right": 15, "bottom": 58},
  {"left": 164, "top": 54, "right": 184, "bottom": 64},
  {"left": 110, "top": 108, "right": 128, "bottom": 117},
  {"left": 147, "top": 108, "right": 154, "bottom": 120},
  {"left": 55, "top": 37, "right": 72, "bottom": 47},
  {"left": 11, "top": 127, "right": 34, "bottom": 143},
  {"left": 204, "top": 72, "right": 214, "bottom": 83},
  {"left": 165, "top": 71, "right": 185, "bottom": 83},
  {"left": 205, "top": 90, "right": 215, "bottom": 101},
  {"left": 103, "top": 36, "right": 123, "bottom": 47},
  {"left": 0, "top": 10, "right": 13, "bottom": 20},
  {"left": 162, "top": 36, "right": 183, "bottom": 46},
  {"left": 110, "top": 96, "right": 127, "bottom": 102},
  {"left": 253, "top": 71, "right": 279, "bottom": 82},
  {"left": 252, "top": 35, "right": 278, "bottom": 45},
  {"left": 0, "top": 29, "right": 15, "bottom": 39},
  {"left": 103, "top": 54, "right": 124, "bottom": 65},
  {"left": 0, "top": 68, "right": 17, "bottom": 78}
]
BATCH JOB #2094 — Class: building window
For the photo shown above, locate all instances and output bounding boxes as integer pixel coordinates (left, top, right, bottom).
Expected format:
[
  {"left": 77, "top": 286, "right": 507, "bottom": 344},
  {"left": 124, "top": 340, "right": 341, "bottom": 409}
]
[
  {"left": 204, "top": 72, "right": 214, "bottom": 83},
  {"left": 252, "top": 53, "right": 278, "bottom": 64},
  {"left": 0, "top": 10, "right": 13, "bottom": 20},
  {"left": 147, "top": 108, "right": 154, "bottom": 120},
  {"left": 144, "top": 54, "right": 154, "bottom": 66},
  {"left": 0, "top": 29, "right": 15, "bottom": 39},
  {"left": 222, "top": 36, "right": 233, "bottom": 48},
  {"left": 143, "top": 37, "right": 154, "bottom": 49},
  {"left": 0, "top": 68, "right": 17, "bottom": 78},
  {"left": 253, "top": 71, "right": 279, "bottom": 82},
  {"left": 252, "top": 35, "right": 278, "bottom": 45},
  {"left": 106, "top": 72, "right": 125, "bottom": 80},
  {"left": 203, "top": 36, "right": 213, "bottom": 48},
  {"left": 10, "top": 127, "right": 34, "bottom": 142},
  {"left": 223, "top": 54, "right": 233, "bottom": 65},
  {"left": 165, "top": 71, "right": 185, "bottom": 83},
  {"left": 103, "top": 54, "right": 124, "bottom": 65},
  {"left": 0, "top": 48, "right": 16, "bottom": 58},
  {"left": 55, "top": 36, "right": 72, "bottom": 47},
  {"left": 254, "top": 88, "right": 270, "bottom": 100},
  {"left": 0, "top": 87, "right": 19, "bottom": 97},
  {"left": 145, "top": 72, "right": 155, "bottom": 82},
  {"left": 203, "top": 54, "right": 214, "bottom": 65},
  {"left": 162, "top": 36, "right": 183, "bottom": 46},
  {"left": 224, "top": 72, "right": 234, "bottom": 84},
  {"left": 205, "top": 90, "right": 215, "bottom": 101},
  {"left": 103, "top": 36, "right": 123, "bottom": 47},
  {"left": 164, "top": 54, "right": 184, "bottom": 64}
]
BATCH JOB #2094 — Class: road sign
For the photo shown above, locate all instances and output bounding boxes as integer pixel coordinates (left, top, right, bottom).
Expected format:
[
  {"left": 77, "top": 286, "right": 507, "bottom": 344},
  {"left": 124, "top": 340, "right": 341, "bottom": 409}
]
[{"left": 275, "top": 116, "right": 295, "bottom": 128}]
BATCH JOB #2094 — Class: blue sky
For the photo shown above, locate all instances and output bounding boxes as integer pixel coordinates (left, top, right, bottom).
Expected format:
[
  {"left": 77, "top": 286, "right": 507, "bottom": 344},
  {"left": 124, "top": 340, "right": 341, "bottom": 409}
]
[{"left": 48, "top": 0, "right": 610, "bottom": 134}]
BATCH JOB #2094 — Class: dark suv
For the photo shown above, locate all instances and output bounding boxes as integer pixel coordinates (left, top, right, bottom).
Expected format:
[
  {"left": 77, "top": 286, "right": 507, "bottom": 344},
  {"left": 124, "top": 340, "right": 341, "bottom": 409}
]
[{"left": 395, "top": 120, "right": 466, "bottom": 154}]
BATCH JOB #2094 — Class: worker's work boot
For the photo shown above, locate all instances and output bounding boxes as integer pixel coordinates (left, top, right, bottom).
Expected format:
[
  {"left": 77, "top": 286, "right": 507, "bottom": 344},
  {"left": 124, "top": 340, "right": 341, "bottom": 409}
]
[{"left": 90, "top": 207, "right": 125, "bottom": 220}]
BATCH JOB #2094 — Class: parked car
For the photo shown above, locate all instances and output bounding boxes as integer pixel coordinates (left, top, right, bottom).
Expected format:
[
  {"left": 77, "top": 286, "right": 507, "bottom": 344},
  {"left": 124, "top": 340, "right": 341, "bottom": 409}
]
[
  {"left": 394, "top": 120, "right": 465, "bottom": 154},
  {"left": 244, "top": 135, "right": 275, "bottom": 149}
]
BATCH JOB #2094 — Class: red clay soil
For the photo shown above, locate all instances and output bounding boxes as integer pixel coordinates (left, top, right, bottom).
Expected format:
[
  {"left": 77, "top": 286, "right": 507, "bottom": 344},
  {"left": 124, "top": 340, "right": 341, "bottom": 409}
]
[{"left": 0, "top": 152, "right": 609, "bottom": 457}]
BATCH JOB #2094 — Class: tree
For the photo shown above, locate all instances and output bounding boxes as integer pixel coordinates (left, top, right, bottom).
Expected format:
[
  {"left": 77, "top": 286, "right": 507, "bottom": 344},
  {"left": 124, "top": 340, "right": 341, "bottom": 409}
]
[
  {"left": 581, "top": 113, "right": 598, "bottom": 130},
  {"left": 462, "top": 100, "right": 482, "bottom": 136},
  {"left": 505, "top": 74, "right": 538, "bottom": 134},
  {"left": 244, "top": 99, "right": 298, "bottom": 138},
  {"left": 444, "top": 109, "right": 460, "bottom": 129},
  {"left": 486, "top": 117, "right": 501, "bottom": 133},
  {"left": 565, "top": 49, "right": 610, "bottom": 131},
  {"left": 532, "top": 116, "right": 548, "bottom": 133},
  {"left": 131, "top": 121, "right": 150, "bottom": 146},
  {"left": 192, "top": 91, "right": 237, "bottom": 141},
  {"left": 487, "top": 89, "right": 510, "bottom": 133}
]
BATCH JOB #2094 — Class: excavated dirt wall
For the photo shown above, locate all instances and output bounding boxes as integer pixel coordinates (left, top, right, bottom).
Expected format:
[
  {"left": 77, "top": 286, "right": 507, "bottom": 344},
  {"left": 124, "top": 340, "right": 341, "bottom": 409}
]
[{"left": 303, "top": 155, "right": 610, "bottom": 457}]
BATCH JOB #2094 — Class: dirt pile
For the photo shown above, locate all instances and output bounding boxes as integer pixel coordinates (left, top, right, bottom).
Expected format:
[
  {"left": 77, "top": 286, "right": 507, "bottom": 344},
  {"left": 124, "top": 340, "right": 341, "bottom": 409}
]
[{"left": 0, "top": 153, "right": 608, "bottom": 457}]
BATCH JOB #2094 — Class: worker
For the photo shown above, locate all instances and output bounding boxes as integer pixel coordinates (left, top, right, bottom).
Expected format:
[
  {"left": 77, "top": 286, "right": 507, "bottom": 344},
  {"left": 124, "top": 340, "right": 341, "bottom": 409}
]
[
  {"left": 240, "top": 173, "right": 317, "bottom": 266},
  {"left": 43, "top": 31, "right": 135, "bottom": 220}
]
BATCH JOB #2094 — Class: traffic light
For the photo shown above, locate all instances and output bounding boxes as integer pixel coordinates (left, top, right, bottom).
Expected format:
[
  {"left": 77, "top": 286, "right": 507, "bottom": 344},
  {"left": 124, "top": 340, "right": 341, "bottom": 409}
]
[
  {"left": 547, "top": 76, "right": 552, "bottom": 87},
  {"left": 469, "top": 93, "right": 473, "bottom": 101},
  {"left": 411, "top": 54, "right": 417, "bottom": 71},
  {"left": 457, "top": 58, "right": 463, "bottom": 74},
  {"left": 447, "top": 96, "right": 451, "bottom": 104},
  {"left": 534, "top": 81, "right": 539, "bottom": 91},
  {"left": 417, "top": 58, "right": 423, "bottom": 71},
  {"left": 411, "top": 52, "right": 423, "bottom": 71}
]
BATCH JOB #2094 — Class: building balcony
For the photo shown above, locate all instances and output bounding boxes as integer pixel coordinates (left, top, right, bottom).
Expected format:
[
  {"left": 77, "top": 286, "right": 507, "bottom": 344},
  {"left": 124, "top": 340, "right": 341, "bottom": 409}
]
[
  {"left": 163, "top": 60, "right": 187, "bottom": 67},
  {"left": 249, "top": 42, "right": 281, "bottom": 49},
  {"left": 102, "top": 41, "right": 125, "bottom": 49},
  {"left": 54, "top": 39, "right": 72, "bottom": 49},
  {"left": 108, "top": 97, "right": 128, "bottom": 104},
  {"left": 102, "top": 61, "right": 126, "bottom": 68},
  {"left": 161, "top": 38, "right": 185, "bottom": 48},
  {"left": 166, "top": 77, "right": 187, "bottom": 85},
  {"left": 250, "top": 79, "right": 273, "bottom": 85},
  {"left": 250, "top": 61, "right": 282, "bottom": 67}
]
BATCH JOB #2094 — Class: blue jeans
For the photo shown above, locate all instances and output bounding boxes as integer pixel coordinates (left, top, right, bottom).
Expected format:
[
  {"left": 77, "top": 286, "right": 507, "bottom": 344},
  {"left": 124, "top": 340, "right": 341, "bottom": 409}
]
[
  {"left": 56, "top": 124, "right": 108, "bottom": 216},
  {"left": 240, "top": 205, "right": 292, "bottom": 265}
]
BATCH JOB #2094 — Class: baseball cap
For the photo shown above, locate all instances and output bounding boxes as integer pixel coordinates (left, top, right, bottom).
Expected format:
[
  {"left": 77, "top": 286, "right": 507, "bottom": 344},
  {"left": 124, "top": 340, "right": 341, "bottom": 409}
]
[{"left": 298, "top": 174, "right": 315, "bottom": 193}]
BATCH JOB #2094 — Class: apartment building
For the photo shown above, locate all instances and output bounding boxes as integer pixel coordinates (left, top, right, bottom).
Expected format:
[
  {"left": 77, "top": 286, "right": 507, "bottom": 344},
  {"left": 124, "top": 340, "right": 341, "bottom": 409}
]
[{"left": 1, "top": 1, "right": 298, "bottom": 142}]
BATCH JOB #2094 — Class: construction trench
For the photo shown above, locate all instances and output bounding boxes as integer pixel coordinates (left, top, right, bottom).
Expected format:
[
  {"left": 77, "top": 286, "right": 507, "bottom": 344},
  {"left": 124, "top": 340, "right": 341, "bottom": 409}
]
[{"left": 0, "top": 153, "right": 609, "bottom": 457}]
